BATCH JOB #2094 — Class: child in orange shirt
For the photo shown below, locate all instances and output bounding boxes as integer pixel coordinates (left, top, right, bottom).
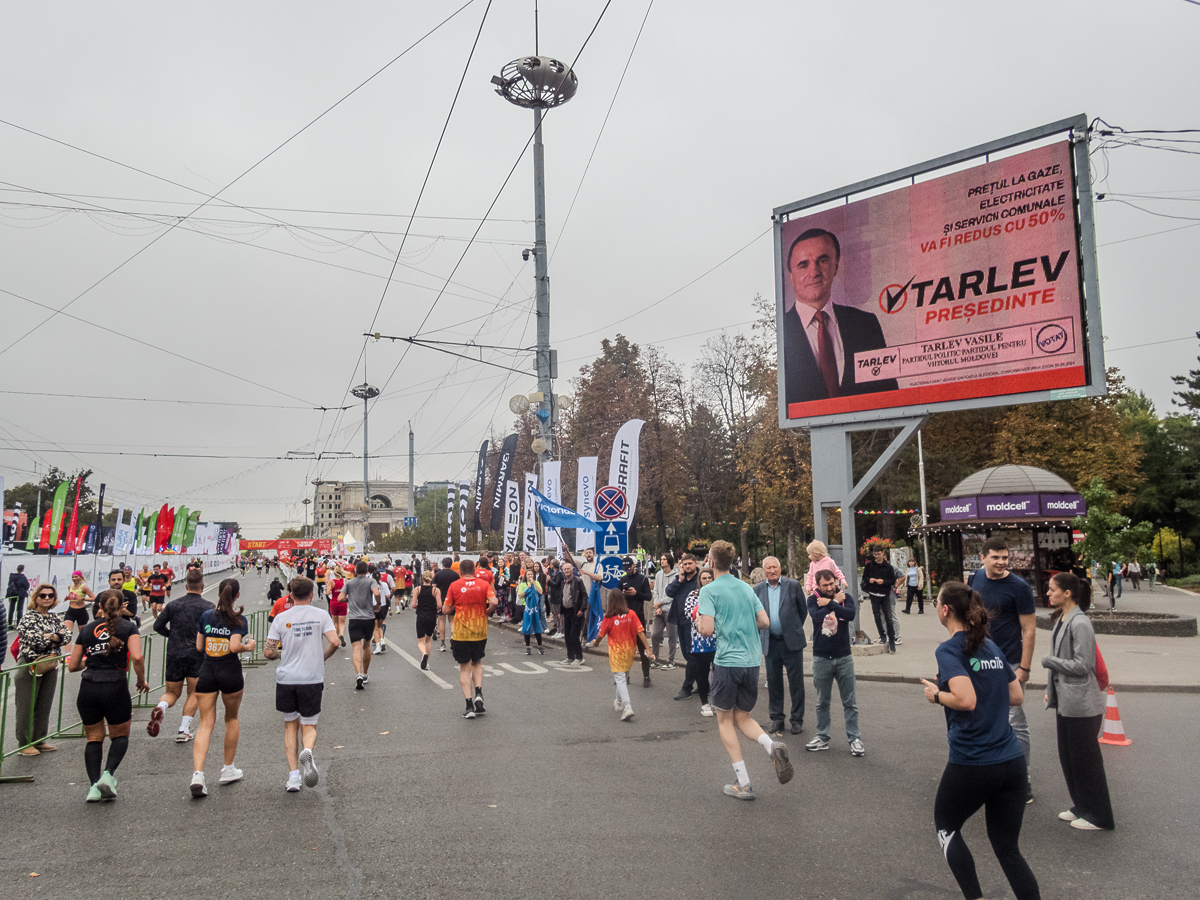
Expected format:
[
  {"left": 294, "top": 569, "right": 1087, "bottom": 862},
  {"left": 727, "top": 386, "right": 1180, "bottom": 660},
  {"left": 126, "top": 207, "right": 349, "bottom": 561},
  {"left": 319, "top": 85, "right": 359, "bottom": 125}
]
[{"left": 587, "top": 589, "right": 654, "bottom": 721}]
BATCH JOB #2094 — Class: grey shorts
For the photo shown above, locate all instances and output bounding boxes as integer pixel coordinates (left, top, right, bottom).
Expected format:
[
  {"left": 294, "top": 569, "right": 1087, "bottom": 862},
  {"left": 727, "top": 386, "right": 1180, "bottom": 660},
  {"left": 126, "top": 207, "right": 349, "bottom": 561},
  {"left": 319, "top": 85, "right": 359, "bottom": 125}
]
[{"left": 710, "top": 664, "right": 759, "bottom": 712}]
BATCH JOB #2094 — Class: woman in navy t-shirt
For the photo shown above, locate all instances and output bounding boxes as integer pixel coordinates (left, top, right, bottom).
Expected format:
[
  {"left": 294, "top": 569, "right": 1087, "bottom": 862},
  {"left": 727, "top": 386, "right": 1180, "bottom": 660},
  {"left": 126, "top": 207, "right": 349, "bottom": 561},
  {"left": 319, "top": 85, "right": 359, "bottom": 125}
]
[{"left": 920, "top": 581, "right": 1040, "bottom": 900}]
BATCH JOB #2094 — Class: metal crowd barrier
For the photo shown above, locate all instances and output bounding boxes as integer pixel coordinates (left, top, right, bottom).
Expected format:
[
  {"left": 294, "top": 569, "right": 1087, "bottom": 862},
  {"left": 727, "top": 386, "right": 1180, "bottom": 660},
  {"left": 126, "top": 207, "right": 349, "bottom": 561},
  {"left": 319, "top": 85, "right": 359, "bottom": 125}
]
[{"left": 0, "top": 608, "right": 271, "bottom": 784}]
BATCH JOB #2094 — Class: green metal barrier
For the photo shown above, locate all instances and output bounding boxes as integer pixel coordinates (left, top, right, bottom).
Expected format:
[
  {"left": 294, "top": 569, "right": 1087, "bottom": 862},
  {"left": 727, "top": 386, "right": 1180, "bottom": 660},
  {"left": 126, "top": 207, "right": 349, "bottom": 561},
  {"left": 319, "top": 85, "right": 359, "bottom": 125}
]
[{"left": 1, "top": 608, "right": 271, "bottom": 783}]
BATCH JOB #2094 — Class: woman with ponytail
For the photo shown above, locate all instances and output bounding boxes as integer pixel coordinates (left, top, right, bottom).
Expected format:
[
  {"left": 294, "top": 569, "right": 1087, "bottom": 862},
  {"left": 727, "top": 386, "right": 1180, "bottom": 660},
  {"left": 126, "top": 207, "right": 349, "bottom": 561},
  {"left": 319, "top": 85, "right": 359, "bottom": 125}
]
[
  {"left": 919, "top": 582, "right": 1040, "bottom": 900},
  {"left": 1042, "top": 571, "right": 1114, "bottom": 831},
  {"left": 67, "top": 589, "right": 147, "bottom": 802},
  {"left": 190, "top": 578, "right": 255, "bottom": 797}
]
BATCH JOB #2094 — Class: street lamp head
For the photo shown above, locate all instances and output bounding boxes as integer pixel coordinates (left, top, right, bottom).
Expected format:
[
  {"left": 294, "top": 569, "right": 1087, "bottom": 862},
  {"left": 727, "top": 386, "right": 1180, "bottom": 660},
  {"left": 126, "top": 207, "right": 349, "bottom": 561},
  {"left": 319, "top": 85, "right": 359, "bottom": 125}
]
[
  {"left": 491, "top": 56, "right": 577, "bottom": 109},
  {"left": 351, "top": 383, "right": 380, "bottom": 401}
]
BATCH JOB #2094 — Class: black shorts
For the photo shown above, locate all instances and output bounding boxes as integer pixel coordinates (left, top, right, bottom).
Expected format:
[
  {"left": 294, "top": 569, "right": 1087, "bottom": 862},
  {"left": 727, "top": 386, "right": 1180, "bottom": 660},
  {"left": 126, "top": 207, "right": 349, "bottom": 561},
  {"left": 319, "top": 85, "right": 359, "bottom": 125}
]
[
  {"left": 63, "top": 606, "right": 90, "bottom": 627},
  {"left": 374, "top": 608, "right": 388, "bottom": 622},
  {"left": 416, "top": 615, "right": 437, "bottom": 639},
  {"left": 451, "top": 639, "right": 487, "bottom": 665},
  {"left": 164, "top": 654, "right": 203, "bottom": 683},
  {"left": 77, "top": 678, "right": 133, "bottom": 726},
  {"left": 348, "top": 618, "right": 375, "bottom": 645},
  {"left": 276, "top": 682, "right": 324, "bottom": 718},
  {"left": 195, "top": 660, "right": 244, "bottom": 695},
  {"left": 710, "top": 664, "right": 759, "bottom": 712}
]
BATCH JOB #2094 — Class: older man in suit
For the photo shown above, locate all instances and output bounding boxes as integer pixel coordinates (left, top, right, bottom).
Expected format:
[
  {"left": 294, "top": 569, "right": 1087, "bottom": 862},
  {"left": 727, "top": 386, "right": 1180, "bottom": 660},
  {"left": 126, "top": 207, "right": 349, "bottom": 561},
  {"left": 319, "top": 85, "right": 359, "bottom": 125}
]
[
  {"left": 755, "top": 556, "right": 808, "bottom": 736},
  {"left": 782, "top": 227, "right": 899, "bottom": 409}
]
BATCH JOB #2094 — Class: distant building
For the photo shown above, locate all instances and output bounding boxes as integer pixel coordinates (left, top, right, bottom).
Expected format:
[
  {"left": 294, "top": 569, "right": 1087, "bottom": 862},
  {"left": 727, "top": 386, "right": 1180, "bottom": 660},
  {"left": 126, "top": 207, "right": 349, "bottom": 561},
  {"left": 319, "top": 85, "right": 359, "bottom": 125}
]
[{"left": 312, "top": 480, "right": 411, "bottom": 545}]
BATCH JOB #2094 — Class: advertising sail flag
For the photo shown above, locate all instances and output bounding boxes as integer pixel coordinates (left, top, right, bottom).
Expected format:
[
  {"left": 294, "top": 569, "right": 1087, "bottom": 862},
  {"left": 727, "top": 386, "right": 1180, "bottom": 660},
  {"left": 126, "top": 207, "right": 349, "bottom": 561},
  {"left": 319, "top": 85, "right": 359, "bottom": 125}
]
[
  {"left": 775, "top": 139, "right": 1095, "bottom": 425},
  {"left": 216, "top": 528, "right": 230, "bottom": 555},
  {"left": 446, "top": 483, "right": 456, "bottom": 553},
  {"left": 473, "top": 440, "right": 488, "bottom": 531},
  {"left": 522, "top": 474, "right": 538, "bottom": 552},
  {"left": 458, "top": 480, "right": 469, "bottom": 553},
  {"left": 63, "top": 477, "right": 82, "bottom": 555},
  {"left": 490, "top": 434, "right": 518, "bottom": 532},
  {"left": 608, "top": 420, "right": 644, "bottom": 523},
  {"left": 170, "top": 505, "right": 189, "bottom": 549},
  {"left": 503, "top": 479, "right": 520, "bottom": 551},
  {"left": 39, "top": 513, "right": 52, "bottom": 550},
  {"left": 25, "top": 515, "right": 40, "bottom": 550},
  {"left": 529, "top": 487, "right": 608, "bottom": 533},
  {"left": 48, "top": 479, "right": 71, "bottom": 547},
  {"left": 147, "top": 511, "right": 159, "bottom": 555},
  {"left": 542, "top": 461, "right": 562, "bottom": 550},
  {"left": 183, "top": 511, "right": 200, "bottom": 548},
  {"left": 575, "top": 456, "right": 598, "bottom": 551},
  {"left": 92, "top": 483, "right": 106, "bottom": 555}
]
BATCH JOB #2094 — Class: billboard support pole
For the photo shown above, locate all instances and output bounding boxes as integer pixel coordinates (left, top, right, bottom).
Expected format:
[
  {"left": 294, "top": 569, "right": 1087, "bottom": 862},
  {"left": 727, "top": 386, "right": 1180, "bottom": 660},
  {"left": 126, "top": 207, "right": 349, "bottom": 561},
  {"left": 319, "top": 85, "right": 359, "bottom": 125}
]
[{"left": 810, "top": 415, "right": 927, "bottom": 580}]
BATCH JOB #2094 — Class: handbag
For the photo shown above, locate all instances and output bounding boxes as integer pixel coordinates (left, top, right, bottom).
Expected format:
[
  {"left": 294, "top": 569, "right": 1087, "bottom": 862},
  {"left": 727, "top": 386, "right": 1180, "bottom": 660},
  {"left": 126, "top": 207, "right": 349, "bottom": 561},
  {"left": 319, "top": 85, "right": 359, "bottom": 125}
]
[{"left": 1095, "top": 643, "right": 1110, "bottom": 691}]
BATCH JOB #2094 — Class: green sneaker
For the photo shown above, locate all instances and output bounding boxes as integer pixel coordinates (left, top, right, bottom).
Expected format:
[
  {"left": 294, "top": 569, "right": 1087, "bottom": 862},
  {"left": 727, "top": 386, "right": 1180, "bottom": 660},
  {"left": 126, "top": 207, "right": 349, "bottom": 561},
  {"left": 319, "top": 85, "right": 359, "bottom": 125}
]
[
  {"left": 86, "top": 783, "right": 104, "bottom": 803},
  {"left": 97, "top": 770, "right": 118, "bottom": 800}
]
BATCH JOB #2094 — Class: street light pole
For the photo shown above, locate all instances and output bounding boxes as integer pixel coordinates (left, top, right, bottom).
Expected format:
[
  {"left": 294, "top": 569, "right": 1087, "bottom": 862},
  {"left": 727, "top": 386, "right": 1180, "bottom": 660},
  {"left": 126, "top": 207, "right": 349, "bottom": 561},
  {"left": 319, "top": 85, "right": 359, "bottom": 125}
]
[
  {"left": 302, "top": 498, "right": 310, "bottom": 539},
  {"left": 492, "top": 54, "right": 578, "bottom": 462},
  {"left": 351, "top": 383, "right": 379, "bottom": 545}
]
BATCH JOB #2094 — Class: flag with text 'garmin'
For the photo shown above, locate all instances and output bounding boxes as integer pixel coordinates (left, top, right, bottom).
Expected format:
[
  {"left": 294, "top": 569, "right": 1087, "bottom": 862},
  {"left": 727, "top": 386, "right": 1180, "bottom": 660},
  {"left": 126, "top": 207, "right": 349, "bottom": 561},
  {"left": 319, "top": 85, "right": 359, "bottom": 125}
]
[
  {"left": 608, "top": 419, "right": 644, "bottom": 522},
  {"left": 473, "top": 441, "right": 488, "bottom": 531},
  {"left": 490, "top": 434, "right": 518, "bottom": 532},
  {"left": 529, "top": 488, "right": 607, "bottom": 533}
]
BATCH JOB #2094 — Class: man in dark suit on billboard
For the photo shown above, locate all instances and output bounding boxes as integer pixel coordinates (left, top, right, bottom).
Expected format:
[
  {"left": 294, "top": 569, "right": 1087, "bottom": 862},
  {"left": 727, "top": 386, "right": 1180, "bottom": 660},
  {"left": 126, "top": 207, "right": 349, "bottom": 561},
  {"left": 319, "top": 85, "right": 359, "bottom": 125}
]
[{"left": 782, "top": 228, "right": 898, "bottom": 408}]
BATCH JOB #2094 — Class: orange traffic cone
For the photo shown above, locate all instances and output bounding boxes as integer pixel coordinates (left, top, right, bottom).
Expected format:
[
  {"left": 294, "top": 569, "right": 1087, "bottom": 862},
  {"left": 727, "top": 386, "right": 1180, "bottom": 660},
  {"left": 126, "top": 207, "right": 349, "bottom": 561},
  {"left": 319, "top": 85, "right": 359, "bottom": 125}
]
[{"left": 1098, "top": 686, "right": 1132, "bottom": 746}]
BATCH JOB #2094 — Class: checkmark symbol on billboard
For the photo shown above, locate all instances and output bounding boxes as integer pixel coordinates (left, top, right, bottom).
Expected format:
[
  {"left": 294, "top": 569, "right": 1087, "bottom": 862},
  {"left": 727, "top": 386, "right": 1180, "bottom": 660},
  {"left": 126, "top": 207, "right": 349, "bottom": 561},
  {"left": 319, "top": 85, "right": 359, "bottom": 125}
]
[{"left": 886, "top": 277, "right": 915, "bottom": 312}]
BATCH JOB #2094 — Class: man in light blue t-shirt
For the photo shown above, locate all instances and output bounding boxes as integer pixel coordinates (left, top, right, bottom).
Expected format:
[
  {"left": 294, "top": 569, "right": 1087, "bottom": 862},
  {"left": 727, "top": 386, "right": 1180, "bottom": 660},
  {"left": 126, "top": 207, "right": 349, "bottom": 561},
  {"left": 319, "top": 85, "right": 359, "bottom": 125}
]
[{"left": 696, "top": 540, "right": 793, "bottom": 801}]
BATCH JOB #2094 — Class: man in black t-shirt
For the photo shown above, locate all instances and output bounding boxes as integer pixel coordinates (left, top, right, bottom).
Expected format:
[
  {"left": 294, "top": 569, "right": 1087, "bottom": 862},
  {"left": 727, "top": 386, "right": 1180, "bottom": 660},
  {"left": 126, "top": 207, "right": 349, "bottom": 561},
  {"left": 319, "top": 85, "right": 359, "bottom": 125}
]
[
  {"left": 432, "top": 558, "right": 459, "bottom": 653},
  {"left": 149, "top": 569, "right": 214, "bottom": 742},
  {"left": 94, "top": 570, "right": 140, "bottom": 626}
]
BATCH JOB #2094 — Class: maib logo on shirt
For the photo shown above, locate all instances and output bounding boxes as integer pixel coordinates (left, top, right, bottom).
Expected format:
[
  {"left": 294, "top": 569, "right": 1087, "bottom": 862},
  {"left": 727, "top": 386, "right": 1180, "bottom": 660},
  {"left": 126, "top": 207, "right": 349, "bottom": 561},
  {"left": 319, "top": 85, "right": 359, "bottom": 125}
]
[{"left": 969, "top": 656, "right": 1005, "bottom": 672}]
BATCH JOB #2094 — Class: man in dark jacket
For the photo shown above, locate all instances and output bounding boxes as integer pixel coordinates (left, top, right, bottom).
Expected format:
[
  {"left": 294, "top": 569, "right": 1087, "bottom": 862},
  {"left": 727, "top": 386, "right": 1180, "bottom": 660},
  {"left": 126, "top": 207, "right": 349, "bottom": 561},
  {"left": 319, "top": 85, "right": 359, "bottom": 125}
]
[
  {"left": 861, "top": 545, "right": 902, "bottom": 651},
  {"left": 754, "top": 557, "right": 807, "bottom": 735},
  {"left": 666, "top": 553, "right": 699, "bottom": 700},
  {"left": 806, "top": 569, "right": 863, "bottom": 756},
  {"left": 619, "top": 558, "right": 654, "bottom": 688},
  {"left": 546, "top": 559, "right": 564, "bottom": 636},
  {"left": 6, "top": 564, "right": 30, "bottom": 623},
  {"left": 559, "top": 562, "right": 589, "bottom": 665}
]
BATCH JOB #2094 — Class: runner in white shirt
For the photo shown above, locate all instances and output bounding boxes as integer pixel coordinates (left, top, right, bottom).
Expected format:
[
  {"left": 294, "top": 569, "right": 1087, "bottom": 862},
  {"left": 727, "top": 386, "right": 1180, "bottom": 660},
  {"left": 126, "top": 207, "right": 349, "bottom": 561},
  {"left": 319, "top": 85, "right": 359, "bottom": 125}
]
[{"left": 263, "top": 577, "right": 338, "bottom": 793}]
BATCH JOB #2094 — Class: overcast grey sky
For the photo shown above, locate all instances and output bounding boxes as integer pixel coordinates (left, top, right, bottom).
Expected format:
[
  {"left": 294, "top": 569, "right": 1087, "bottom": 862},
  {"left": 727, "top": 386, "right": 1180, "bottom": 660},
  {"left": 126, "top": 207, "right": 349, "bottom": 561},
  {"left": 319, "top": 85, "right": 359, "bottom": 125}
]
[{"left": 2, "top": 1, "right": 1197, "bottom": 535}]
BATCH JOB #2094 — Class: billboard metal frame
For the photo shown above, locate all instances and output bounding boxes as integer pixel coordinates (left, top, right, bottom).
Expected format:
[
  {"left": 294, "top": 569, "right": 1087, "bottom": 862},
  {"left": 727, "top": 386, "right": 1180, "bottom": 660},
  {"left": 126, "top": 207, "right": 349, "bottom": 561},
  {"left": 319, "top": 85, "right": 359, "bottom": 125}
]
[
  {"left": 777, "top": 115, "right": 1104, "bottom": 576},
  {"left": 774, "top": 113, "right": 1104, "bottom": 429}
]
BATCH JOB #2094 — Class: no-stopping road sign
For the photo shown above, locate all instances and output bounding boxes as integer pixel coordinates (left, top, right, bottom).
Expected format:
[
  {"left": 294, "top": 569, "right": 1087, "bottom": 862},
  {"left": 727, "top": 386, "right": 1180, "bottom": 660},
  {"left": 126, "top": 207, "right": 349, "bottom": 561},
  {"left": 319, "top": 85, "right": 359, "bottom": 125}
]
[{"left": 594, "top": 485, "right": 627, "bottom": 521}]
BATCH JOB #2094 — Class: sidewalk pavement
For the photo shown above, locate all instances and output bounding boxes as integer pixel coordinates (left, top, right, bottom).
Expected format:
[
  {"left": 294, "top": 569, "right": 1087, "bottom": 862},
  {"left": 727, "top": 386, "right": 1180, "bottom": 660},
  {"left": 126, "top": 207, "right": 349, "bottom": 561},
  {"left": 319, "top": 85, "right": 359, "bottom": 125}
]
[{"left": 495, "top": 581, "right": 1200, "bottom": 693}]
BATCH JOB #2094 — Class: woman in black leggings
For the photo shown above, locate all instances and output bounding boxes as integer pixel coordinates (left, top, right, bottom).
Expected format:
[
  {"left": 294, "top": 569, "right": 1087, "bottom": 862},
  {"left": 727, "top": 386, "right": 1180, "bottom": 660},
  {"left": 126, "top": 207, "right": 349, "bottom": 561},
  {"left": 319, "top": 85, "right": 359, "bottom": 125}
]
[
  {"left": 67, "top": 590, "right": 148, "bottom": 802},
  {"left": 920, "top": 582, "right": 1040, "bottom": 900}
]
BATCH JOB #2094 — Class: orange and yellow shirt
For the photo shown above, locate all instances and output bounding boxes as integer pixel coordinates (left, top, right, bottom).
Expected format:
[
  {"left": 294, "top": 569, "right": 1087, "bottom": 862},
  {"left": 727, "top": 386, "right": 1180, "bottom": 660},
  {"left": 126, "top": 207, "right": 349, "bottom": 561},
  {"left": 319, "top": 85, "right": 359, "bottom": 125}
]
[
  {"left": 597, "top": 612, "right": 643, "bottom": 673},
  {"left": 443, "top": 577, "right": 492, "bottom": 642}
]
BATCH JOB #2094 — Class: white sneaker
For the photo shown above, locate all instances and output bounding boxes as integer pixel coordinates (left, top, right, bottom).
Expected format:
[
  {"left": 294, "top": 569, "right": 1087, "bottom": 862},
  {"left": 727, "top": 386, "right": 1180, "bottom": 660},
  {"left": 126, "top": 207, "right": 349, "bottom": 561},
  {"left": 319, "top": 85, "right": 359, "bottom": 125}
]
[
  {"left": 219, "top": 765, "right": 244, "bottom": 785},
  {"left": 299, "top": 748, "right": 319, "bottom": 787},
  {"left": 1070, "top": 817, "right": 1103, "bottom": 831},
  {"left": 700, "top": 703, "right": 715, "bottom": 717},
  {"left": 1058, "top": 810, "right": 1078, "bottom": 821},
  {"left": 190, "top": 771, "right": 208, "bottom": 798},
  {"left": 286, "top": 772, "right": 302, "bottom": 792},
  {"left": 620, "top": 705, "right": 635, "bottom": 721},
  {"left": 614, "top": 698, "right": 624, "bottom": 713}
]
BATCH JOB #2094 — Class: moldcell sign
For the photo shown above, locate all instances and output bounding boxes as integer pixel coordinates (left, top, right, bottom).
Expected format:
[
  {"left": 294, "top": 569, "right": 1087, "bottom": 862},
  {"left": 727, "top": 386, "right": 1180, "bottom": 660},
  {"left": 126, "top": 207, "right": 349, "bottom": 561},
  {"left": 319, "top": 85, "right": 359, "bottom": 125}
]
[{"left": 939, "top": 493, "right": 1084, "bottom": 521}]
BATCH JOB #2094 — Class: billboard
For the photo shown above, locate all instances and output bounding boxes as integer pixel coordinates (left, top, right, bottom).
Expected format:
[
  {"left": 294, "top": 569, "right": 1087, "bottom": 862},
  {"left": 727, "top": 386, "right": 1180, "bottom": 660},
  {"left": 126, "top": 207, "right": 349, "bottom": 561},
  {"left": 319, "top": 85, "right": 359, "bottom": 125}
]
[{"left": 775, "top": 117, "right": 1103, "bottom": 427}]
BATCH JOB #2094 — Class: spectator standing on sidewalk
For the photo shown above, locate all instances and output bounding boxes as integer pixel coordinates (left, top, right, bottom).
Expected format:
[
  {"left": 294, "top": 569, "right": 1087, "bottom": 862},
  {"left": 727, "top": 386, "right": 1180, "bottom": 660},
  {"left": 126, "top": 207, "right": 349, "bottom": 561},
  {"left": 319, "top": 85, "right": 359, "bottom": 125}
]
[
  {"left": 805, "top": 570, "right": 864, "bottom": 756},
  {"left": 861, "top": 545, "right": 900, "bottom": 651},
  {"left": 650, "top": 552, "right": 678, "bottom": 670},
  {"left": 904, "top": 557, "right": 927, "bottom": 614},
  {"left": 968, "top": 536, "right": 1037, "bottom": 804},
  {"left": 666, "top": 553, "right": 699, "bottom": 700},
  {"left": 6, "top": 564, "right": 30, "bottom": 624},
  {"left": 559, "top": 561, "right": 589, "bottom": 665},
  {"left": 754, "top": 556, "right": 807, "bottom": 737}
]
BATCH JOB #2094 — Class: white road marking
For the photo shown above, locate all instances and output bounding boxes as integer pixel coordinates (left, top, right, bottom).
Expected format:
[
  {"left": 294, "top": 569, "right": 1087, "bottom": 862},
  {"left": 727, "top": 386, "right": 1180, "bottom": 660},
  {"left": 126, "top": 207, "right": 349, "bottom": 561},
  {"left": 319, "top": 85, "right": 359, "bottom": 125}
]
[
  {"left": 499, "top": 661, "right": 548, "bottom": 674},
  {"left": 395, "top": 647, "right": 452, "bottom": 689}
]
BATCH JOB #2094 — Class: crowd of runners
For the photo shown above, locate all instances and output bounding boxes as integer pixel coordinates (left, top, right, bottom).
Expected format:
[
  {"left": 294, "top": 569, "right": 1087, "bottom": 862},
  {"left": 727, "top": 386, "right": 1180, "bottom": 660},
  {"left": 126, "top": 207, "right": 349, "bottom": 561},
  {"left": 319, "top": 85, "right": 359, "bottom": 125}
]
[{"left": 7, "top": 533, "right": 1128, "bottom": 900}]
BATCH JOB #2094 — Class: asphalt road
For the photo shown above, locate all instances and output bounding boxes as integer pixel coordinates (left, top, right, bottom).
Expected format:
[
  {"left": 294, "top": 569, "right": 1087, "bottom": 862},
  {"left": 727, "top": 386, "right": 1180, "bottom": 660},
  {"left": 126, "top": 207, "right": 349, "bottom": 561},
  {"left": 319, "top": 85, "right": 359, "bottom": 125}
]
[{"left": 2, "top": 599, "right": 1196, "bottom": 900}]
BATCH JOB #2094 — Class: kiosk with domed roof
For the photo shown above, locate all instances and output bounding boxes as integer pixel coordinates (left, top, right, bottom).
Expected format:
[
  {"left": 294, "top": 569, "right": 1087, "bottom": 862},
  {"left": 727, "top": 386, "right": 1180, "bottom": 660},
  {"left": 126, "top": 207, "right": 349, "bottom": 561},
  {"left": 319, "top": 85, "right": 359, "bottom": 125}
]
[{"left": 911, "top": 464, "right": 1087, "bottom": 604}]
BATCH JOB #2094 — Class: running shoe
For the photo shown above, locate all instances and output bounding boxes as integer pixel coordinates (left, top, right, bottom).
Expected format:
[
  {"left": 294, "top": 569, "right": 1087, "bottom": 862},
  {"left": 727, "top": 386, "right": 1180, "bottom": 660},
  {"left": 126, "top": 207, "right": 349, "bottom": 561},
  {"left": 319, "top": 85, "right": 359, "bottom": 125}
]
[
  {"left": 86, "top": 783, "right": 104, "bottom": 802},
  {"left": 723, "top": 783, "right": 756, "bottom": 801},
  {"left": 538, "top": 646, "right": 544, "bottom": 655},
  {"left": 620, "top": 705, "right": 635, "bottom": 721},
  {"left": 700, "top": 704, "right": 714, "bottom": 717},
  {"left": 299, "top": 748, "right": 319, "bottom": 787},
  {"left": 378, "top": 643, "right": 386, "bottom": 653},
  {"left": 525, "top": 647, "right": 532, "bottom": 655},
  {"left": 219, "top": 765, "right": 244, "bottom": 785},
  {"left": 339, "top": 635, "right": 346, "bottom": 647},
  {"left": 895, "top": 638, "right": 903, "bottom": 645},
  {"left": 805, "top": 736, "right": 830, "bottom": 752},
  {"left": 286, "top": 772, "right": 302, "bottom": 792},
  {"left": 649, "top": 661, "right": 661, "bottom": 669},
  {"left": 849, "top": 739, "right": 866, "bottom": 757},
  {"left": 473, "top": 695, "right": 486, "bottom": 715},
  {"left": 97, "top": 771, "right": 118, "bottom": 800},
  {"left": 673, "top": 688, "right": 693, "bottom": 701},
  {"left": 147, "top": 706, "right": 164, "bottom": 737},
  {"left": 355, "top": 674, "right": 365, "bottom": 690},
  {"left": 420, "top": 653, "right": 429, "bottom": 670},
  {"left": 190, "top": 771, "right": 208, "bottom": 798},
  {"left": 662, "top": 662, "right": 677, "bottom": 670},
  {"left": 175, "top": 730, "right": 193, "bottom": 743},
  {"left": 614, "top": 698, "right": 624, "bottom": 713},
  {"left": 770, "top": 742, "right": 794, "bottom": 784},
  {"left": 462, "top": 702, "right": 476, "bottom": 720},
  {"left": 362, "top": 674, "right": 368, "bottom": 685}
]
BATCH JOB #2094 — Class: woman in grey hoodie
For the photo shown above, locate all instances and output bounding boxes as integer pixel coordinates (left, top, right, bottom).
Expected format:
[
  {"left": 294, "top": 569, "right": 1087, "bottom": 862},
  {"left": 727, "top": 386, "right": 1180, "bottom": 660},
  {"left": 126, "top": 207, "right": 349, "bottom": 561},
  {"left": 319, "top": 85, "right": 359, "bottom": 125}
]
[{"left": 1042, "top": 571, "right": 1114, "bottom": 831}]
